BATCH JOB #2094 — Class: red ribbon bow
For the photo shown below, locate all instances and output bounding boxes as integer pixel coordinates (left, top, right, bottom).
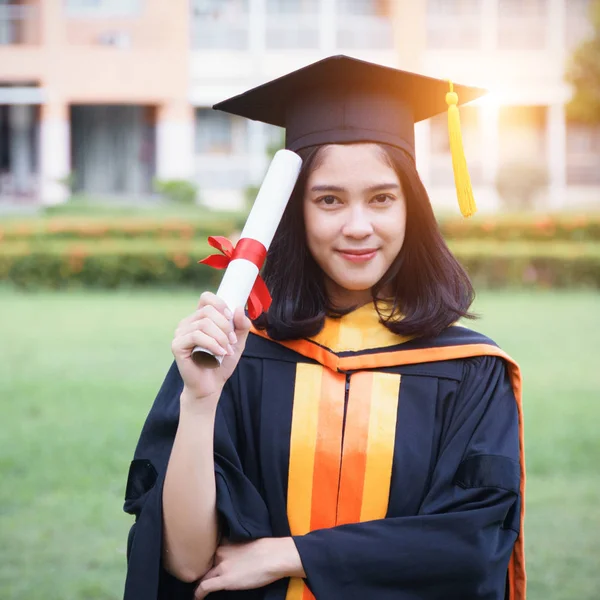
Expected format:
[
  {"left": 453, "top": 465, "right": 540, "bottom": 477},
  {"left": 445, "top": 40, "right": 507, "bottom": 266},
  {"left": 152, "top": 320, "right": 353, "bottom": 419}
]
[{"left": 199, "top": 236, "right": 271, "bottom": 320}]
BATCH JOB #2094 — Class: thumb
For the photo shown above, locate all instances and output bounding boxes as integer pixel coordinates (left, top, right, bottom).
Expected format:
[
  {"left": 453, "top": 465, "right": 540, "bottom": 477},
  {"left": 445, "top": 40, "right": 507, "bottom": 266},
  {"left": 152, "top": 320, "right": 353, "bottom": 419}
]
[{"left": 232, "top": 306, "right": 252, "bottom": 351}]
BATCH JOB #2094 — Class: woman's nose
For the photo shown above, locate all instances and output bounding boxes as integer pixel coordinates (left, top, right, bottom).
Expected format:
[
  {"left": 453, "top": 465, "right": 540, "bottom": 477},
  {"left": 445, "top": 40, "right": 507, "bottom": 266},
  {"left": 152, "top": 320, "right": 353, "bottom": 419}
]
[{"left": 341, "top": 206, "right": 374, "bottom": 239}]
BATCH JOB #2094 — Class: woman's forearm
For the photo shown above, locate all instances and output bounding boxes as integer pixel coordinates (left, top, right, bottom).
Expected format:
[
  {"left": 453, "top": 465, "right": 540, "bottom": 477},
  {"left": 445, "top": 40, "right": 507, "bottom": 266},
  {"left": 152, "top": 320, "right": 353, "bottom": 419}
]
[{"left": 162, "top": 387, "right": 221, "bottom": 582}]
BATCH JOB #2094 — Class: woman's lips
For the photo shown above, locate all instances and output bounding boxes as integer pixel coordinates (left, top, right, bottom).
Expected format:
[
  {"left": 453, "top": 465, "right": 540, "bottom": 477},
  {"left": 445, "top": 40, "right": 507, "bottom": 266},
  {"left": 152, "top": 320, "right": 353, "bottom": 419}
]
[{"left": 336, "top": 249, "right": 379, "bottom": 263}]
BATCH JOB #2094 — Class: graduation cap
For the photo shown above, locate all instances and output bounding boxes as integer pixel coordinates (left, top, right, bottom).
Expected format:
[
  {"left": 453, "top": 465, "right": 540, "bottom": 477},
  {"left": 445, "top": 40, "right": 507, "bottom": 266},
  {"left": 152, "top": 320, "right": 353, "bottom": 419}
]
[{"left": 214, "top": 55, "right": 487, "bottom": 217}]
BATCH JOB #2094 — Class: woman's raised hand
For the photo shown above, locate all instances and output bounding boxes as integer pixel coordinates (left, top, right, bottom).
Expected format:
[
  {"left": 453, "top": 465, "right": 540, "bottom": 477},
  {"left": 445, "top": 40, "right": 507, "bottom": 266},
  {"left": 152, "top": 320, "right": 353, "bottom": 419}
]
[{"left": 171, "top": 292, "right": 252, "bottom": 404}]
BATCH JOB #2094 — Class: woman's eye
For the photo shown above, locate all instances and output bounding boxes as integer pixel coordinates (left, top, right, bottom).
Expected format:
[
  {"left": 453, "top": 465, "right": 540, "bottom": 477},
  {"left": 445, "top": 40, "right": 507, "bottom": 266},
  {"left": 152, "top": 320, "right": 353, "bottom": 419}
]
[
  {"left": 372, "top": 194, "right": 393, "bottom": 204},
  {"left": 317, "top": 195, "right": 340, "bottom": 206}
]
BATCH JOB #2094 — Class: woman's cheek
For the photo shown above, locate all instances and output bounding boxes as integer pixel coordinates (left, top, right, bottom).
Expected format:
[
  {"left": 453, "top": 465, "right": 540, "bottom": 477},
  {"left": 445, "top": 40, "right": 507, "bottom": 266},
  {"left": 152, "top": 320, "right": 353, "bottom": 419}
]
[{"left": 310, "top": 219, "right": 337, "bottom": 251}]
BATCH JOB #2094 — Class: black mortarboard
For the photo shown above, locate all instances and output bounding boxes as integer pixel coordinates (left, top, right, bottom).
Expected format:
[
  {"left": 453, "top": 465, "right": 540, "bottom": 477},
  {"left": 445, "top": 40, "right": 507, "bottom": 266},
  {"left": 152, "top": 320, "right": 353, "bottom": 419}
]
[{"left": 214, "top": 55, "right": 487, "bottom": 217}]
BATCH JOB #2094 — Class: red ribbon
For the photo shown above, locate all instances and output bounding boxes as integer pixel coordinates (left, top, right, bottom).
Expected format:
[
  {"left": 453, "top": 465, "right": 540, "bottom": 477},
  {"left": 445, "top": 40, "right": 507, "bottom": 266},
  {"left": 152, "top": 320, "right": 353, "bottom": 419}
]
[{"left": 199, "top": 236, "right": 271, "bottom": 319}]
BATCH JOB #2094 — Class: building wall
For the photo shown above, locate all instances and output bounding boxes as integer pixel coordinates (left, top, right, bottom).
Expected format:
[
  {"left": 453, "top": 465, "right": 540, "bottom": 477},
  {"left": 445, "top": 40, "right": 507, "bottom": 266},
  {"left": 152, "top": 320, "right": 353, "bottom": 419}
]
[
  {"left": 1, "top": 0, "right": 598, "bottom": 210},
  {"left": 0, "top": 0, "right": 189, "bottom": 102},
  {"left": 189, "top": 0, "right": 400, "bottom": 208},
  {"left": 0, "top": 0, "right": 193, "bottom": 204},
  {"left": 189, "top": 0, "right": 600, "bottom": 213},
  {"left": 416, "top": 0, "right": 599, "bottom": 212}
]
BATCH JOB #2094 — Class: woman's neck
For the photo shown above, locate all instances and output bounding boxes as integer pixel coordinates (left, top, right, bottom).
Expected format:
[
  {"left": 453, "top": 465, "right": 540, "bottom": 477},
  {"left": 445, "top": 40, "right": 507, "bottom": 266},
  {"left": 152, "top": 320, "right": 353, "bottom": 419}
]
[{"left": 325, "top": 279, "right": 373, "bottom": 312}]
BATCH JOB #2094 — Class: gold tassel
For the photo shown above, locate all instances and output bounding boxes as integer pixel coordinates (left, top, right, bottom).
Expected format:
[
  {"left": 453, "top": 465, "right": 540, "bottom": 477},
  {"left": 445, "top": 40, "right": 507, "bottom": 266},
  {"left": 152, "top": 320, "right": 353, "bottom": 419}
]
[{"left": 446, "top": 81, "right": 477, "bottom": 218}]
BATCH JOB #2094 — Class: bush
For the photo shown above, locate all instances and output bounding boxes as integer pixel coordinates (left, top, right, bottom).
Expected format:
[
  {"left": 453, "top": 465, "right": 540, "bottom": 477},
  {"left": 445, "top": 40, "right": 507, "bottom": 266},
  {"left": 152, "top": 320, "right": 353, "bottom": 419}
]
[
  {"left": 0, "top": 214, "right": 246, "bottom": 242},
  {"left": 4, "top": 213, "right": 599, "bottom": 245},
  {"left": 448, "top": 240, "right": 600, "bottom": 288},
  {"left": 495, "top": 162, "right": 549, "bottom": 211},
  {"left": 153, "top": 179, "right": 198, "bottom": 205},
  {"left": 439, "top": 214, "right": 600, "bottom": 242},
  {"left": 0, "top": 239, "right": 598, "bottom": 290},
  {"left": 0, "top": 240, "right": 219, "bottom": 290}
]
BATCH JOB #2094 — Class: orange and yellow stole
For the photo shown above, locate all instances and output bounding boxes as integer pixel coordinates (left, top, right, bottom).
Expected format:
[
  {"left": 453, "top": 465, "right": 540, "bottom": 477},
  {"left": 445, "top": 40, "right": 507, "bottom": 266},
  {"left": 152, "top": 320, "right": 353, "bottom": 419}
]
[
  {"left": 250, "top": 303, "right": 525, "bottom": 600},
  {"left": 285, "top": 364, "right": 401, "bottom": 600}
]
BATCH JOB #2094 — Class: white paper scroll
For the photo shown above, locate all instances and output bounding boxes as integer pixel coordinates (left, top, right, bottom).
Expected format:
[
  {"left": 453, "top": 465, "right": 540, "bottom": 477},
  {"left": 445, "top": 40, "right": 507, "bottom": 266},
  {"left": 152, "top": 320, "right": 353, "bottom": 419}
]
[{"left": 192, "top": 149, "right": 302, "bottom": 368}]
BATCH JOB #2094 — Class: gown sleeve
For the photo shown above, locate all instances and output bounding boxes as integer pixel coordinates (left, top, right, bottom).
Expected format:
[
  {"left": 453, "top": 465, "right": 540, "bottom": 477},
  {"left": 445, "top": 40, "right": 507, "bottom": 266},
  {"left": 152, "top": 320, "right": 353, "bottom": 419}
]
[
  {"left": 293, "top": 356, "right": 522, "bottom": 600},
  {"left": 122, "top": 361, "right": 272, "bottom": 600}
]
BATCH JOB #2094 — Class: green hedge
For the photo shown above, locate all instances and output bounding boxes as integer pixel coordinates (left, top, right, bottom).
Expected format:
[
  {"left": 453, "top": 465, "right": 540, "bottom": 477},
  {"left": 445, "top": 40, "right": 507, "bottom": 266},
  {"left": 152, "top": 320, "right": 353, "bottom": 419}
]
[
  {"left": 440, "top": 214, "right": 600, "bottom": 242},
  {"left": 1, "top": 239, "right": 598, "bottom": 290},
  {"left": 447, "top": 241, "right": 600, "bottom": 289},
  {"left": 0, "top": 214, "right": 246, "bottom": 243},
  {"left": 0, "top": 241, "right": 216, "bottom": 290},
  {"left": 3, "top": 213, "right": 600, "bottom": 244}
]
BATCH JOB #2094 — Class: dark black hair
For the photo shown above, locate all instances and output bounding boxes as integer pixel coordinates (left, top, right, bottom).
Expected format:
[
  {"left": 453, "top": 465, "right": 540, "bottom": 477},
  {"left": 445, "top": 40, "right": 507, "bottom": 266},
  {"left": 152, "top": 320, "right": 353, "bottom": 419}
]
[{"left": 254, "top": 143, "right": 475, "bottom": 341}]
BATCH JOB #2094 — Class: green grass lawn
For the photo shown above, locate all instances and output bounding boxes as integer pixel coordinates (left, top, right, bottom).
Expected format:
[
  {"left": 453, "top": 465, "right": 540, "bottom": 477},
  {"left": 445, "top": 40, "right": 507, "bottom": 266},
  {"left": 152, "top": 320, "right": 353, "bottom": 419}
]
[{"left": 0, "top": 288, "right": 599, "bottom": 600}]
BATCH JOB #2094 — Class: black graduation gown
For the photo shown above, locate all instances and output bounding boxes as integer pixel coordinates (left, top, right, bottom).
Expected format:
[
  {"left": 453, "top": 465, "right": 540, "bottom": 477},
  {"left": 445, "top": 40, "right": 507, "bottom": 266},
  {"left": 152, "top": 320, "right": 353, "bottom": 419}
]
[{"left": 123, "top": 307, "right": 526, "bottom": 600}]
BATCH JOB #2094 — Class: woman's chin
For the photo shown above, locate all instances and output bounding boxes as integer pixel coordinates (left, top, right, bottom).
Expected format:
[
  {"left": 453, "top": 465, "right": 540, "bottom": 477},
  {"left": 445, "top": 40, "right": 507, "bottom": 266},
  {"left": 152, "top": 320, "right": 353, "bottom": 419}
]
[{"left": 331, "top": 278, "right": 379, "bottom": 294}]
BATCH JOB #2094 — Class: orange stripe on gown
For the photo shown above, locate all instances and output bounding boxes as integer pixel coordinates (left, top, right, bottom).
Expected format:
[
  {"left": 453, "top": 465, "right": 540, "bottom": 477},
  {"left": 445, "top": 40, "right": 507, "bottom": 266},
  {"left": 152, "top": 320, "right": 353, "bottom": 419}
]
[
  {"left": 310, "top": 368, "right": 346, "bottom": 531},
  {"left": 286, "top": 364, "right": 345, "bottom": 600},
  {"left": 361, "top": 373, "right": 401, "bottom": 521},
  {"left": 336, "top": 372, "right": 373, "bottom": 526},
  {"left": 286, "top": 364, "right": 401, "bottom": 600}
]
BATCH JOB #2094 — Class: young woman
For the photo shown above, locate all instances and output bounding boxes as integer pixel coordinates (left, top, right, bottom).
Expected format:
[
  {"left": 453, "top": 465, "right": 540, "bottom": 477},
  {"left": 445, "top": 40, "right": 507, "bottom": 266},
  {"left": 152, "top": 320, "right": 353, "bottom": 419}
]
[{"left": 123, "top": 56, "right": 525, "bottom": 600}]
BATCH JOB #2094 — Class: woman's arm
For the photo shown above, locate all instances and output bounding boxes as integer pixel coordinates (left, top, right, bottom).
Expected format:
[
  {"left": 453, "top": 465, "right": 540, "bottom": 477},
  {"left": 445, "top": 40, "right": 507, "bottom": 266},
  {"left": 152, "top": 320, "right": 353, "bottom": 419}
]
[
  {"left": 161, "top": 294, "right": 253, "bottom": 582},
  {"left": 195, "top": 356, "right": 523, "bottom": 599},
  {"left": 194, "top": 537, "right": 305, "bottom": 599},
  {"left": 123, "top": 360, "right": 273, "bottom": 600},
  {"left": 162, "top": 387, "right": 221, "bottom": 582}
]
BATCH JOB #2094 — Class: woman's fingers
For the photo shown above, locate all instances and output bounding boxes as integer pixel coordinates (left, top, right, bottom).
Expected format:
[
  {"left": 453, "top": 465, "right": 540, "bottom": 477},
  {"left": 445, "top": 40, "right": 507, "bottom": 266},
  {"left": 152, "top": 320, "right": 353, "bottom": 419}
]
[
  {"left": 172, "top": 330, "right": 229, "bottom": 359},
  {"left": 194, "top": 574, "right": 225, "bottom": 599},
  {"left": 176, "top": 305, "right": 236, "bottom": 343},
  {"left": 178, "top": 305, "right": 233, "bottom": 335},
  {"left": 174, "top": 297, "right": 255, "bottom": 361},
  {"left": 176, "top": 318, "right": 234, "bottom": 355},
  {"left": 197, "top": 291, "right": 232, "bottom": 319},
  {"left": 201, "top": 320, "right": 234, "bottom": 356}
]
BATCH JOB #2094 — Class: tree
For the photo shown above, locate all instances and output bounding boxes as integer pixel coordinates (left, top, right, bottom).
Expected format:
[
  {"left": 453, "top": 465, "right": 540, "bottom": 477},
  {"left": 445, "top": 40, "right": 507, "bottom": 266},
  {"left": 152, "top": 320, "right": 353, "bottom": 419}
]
[{"left": 565, "top": 0, "right": 600, "bottom": 124}]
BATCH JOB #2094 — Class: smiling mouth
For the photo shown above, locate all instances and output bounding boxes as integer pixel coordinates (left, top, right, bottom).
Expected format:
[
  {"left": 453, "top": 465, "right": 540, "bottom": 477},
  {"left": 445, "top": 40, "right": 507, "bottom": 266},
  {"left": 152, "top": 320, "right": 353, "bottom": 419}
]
[{"left": 336, "top": 249, "right": 379, "bottom": 263}]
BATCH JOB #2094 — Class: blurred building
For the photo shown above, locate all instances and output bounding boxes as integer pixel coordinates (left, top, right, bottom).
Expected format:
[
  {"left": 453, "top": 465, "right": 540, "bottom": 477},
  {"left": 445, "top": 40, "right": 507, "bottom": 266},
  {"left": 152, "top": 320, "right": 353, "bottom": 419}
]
[
  {"left": 0, "top": 0, "right": 192, "bottom": 205},
  {"left": 414, "top": 0, "right": 600, "bottom": 212},
  {"left": 0, "top": 0, "right": 598, "bottom": 211},
  {"left": 190, "top": 0, "right": 600, "bottom": 211},
  {"left": 189, "top": 0, "right": 404, "bottom": 208}
]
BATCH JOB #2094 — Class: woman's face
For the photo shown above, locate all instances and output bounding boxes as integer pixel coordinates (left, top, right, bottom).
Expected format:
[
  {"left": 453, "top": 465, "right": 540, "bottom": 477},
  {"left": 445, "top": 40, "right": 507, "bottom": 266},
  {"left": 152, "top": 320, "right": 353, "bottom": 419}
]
[{"left": 303, "top": 143, "right": 407, "bottom": 308}]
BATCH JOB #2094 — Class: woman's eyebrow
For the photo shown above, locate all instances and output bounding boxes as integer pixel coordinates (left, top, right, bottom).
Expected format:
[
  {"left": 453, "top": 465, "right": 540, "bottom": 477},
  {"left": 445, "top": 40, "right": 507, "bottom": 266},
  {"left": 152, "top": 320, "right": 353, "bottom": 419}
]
[
  {"left": 310, "top": 183, "right": 400, "bottom": 193},
  {"left": 365, "top": 183, "right": 400, "bottom": 193},
  {"left": 310, "top": 184, "right": 346, "bottom": 193}
]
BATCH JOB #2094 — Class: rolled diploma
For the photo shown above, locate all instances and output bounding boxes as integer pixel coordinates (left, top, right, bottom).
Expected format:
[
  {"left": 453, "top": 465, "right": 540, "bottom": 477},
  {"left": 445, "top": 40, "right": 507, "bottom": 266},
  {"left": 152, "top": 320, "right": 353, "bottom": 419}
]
[{"left": 192, "top": 149, "right": 302, "bottom": 362}]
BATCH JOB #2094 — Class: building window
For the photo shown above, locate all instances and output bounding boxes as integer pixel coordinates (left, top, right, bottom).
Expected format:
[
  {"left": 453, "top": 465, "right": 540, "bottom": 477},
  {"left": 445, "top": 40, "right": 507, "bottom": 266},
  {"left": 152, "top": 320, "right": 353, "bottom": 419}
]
[
  {"left": 427, "top": 0, "right": 481, "bottom": 15},
  {"left": 566, "top": 0, "right": 593, "bottom": 48},
  {"left": 336, "top": 0, "right": 394, "bottom": 49},
  {"left": 267, "top": 0, "right": 316, "bottom": 14},
  {"left": 426, "top": 0, "right": 483, "bottom": 50},
  {"left": 497, "top": 0, "right": 548, "bottom": 50},
  {"left": 265, "top": 0, "right": 319, "bottom": 50},
  {"left": 65, "top": 0, "right": 143, "bottom": 18},
  {"left": 191, "top": 0, "right": 249, "bottom": 50},
  {"left": 0, "top": 1, "right": 38, "bottom": 45},
  {"left": 566, "top": 122, "right": 600, "bottom": 185},
  {"left": 195, "top": 109, "right": 248, "bottom": 155}
]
